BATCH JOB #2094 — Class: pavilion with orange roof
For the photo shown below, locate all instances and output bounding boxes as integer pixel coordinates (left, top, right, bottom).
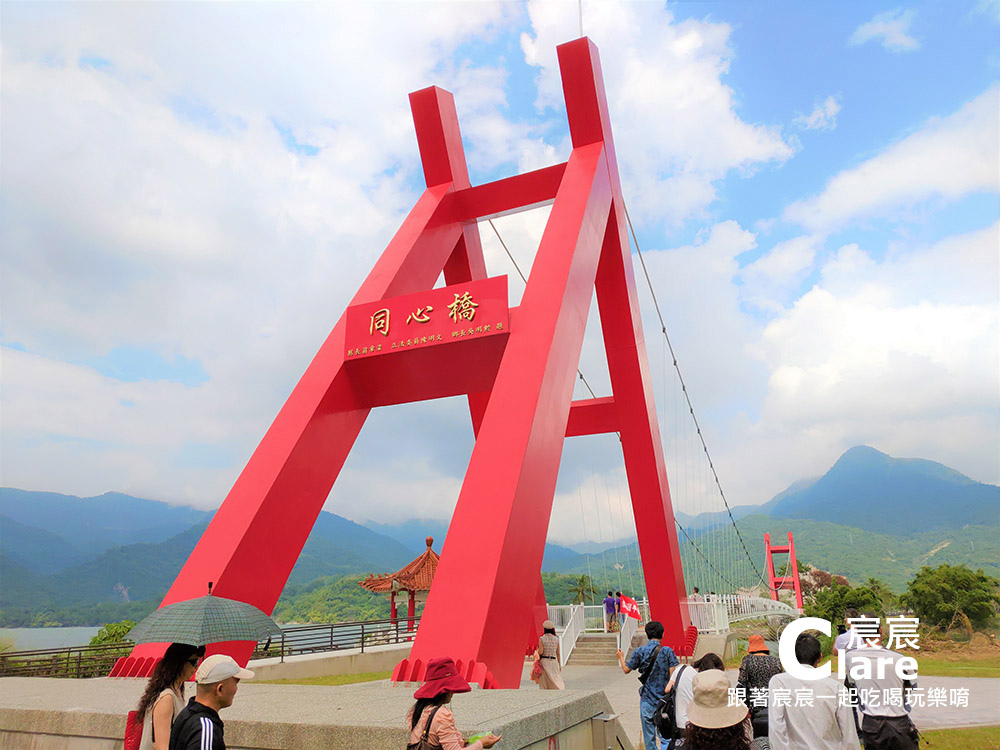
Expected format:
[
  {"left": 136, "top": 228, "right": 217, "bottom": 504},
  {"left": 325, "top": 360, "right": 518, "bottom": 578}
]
[{"left": 359, "top": 536, "right": 439, "bottom": 631}]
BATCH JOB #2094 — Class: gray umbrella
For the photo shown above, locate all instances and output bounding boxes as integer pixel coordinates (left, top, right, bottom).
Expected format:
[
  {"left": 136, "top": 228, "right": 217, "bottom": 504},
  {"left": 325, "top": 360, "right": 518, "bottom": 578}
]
[{"left": 127, "top": 590, "right": 282, "bottom": 646}]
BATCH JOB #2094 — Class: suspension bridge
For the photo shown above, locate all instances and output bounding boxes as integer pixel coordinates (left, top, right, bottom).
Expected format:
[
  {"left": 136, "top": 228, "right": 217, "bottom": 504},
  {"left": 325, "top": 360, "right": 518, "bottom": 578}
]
[{"left": 111, "top": 36, "right": 805, "bottom": 690}]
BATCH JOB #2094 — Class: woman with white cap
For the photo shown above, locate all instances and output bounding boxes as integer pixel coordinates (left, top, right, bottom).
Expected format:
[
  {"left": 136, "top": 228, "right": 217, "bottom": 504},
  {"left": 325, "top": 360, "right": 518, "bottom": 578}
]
[
  {"left": 683, "top": 669, "right": 763, "bottom": 750},
  {"left": 407, "top": 657, "right": 502, "bottom": 749},
  {"left": 532, "top": 619, "right": 564, "bottom": 690}
]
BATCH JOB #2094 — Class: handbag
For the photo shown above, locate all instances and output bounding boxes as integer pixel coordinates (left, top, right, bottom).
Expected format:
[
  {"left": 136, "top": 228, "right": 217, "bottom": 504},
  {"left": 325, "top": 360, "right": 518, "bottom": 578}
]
[
  {"left": 530, "top": 658, "right": 543, "bottom": 682},
  {"left": 407, "top": 705, "right": 443, "bottom": 750},
  {"left": 654, "top": 665, "right": 686, "bottom": 745},
  {"left": 123, "top": 711, "right": 142, "bottom": 750},
  {"left": 750, "top": 703, "right": 769, "bottom": 738}
]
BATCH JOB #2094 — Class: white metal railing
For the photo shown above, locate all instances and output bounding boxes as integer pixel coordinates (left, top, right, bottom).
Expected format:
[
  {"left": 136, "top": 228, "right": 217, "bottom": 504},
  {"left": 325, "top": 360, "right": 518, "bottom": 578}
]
[
  {"left": 686, "top": 594, "right": 799, "bottom": 633},
  {"left": 550, "top": 595, "right": 796, "bottom": 654},
  {"left": 583, "top": 604, "right": 607, "bottom": 632},
  {"left": 546, "top": 604, "right": 585, "bottom": 666},
  {"left": 580, "top": 599, "right": 651, "bottom": 636},
  {"left": 687, "top": 599, "right": 729, "bottom": 634}
]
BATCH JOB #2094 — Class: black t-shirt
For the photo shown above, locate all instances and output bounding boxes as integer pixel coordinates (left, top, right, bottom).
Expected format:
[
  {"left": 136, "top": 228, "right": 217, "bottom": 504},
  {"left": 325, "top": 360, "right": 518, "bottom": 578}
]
[{"left": 169, "top": 696, "right": 226, "bottom": 750}]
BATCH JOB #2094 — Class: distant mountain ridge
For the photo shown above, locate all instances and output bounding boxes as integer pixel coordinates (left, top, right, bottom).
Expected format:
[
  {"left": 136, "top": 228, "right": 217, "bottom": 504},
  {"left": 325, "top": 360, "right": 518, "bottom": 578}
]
[
  {"left": 0, "top": 488, "right": 417, "bottom": 613},
  {"left": 0, "top": 488, "right": 212, "bottom": 561},
  {"left": 766, "top": 446, "right": 999, "bottom": 534},
  {"left": 3, "top": 445, "right": 996, "bottom": 622}
]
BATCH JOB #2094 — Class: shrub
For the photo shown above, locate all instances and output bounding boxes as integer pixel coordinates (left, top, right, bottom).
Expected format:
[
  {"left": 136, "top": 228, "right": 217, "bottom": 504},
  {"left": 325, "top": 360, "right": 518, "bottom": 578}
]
[{"left": 90, "top": 620, "right": 136, "bottom": 646}]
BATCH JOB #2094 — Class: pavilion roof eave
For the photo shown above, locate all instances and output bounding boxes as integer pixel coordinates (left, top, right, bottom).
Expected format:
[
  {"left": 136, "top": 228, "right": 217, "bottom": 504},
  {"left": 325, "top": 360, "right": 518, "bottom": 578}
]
[{"left": 357, "top": 536, "right": 440, "bottom": 594}]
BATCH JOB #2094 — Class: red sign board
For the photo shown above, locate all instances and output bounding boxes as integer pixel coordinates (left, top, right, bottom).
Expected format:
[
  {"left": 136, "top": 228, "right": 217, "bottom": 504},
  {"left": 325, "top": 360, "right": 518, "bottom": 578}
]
[{"left": 345, "top": 276, "right": 509, "bottom": 358}]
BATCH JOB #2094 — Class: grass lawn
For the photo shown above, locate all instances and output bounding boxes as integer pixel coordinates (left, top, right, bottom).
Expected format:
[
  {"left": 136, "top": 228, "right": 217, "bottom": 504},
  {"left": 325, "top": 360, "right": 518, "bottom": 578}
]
[
  {"left": 826, "top": 654, "right": 1000, "bottom": 679},
  {"left": 259, "top": 670, "right": 392, "bottom": 686},
  {"left": 910, "top": 654, "right": 1000, "bottom": 678},
  {"left": 920, "top": 725, "right": 1000, "bottom": 749}
]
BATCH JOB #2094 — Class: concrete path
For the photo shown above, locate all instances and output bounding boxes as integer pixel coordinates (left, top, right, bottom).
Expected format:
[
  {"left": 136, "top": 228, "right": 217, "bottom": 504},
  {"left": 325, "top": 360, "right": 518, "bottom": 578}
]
[{"left": 518, "top": 662, "right": 1000, "bottom": 747}]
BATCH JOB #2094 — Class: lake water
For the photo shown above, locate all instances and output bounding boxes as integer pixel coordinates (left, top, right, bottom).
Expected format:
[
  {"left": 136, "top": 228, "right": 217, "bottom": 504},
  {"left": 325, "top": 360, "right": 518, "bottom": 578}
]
[{"left": 0, "top": 626, "right": 101, "bottom": 651}]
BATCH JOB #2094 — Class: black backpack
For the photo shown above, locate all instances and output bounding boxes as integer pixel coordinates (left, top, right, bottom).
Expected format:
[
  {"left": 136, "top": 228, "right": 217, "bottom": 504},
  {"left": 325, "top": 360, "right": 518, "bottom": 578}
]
[{"left": 654, "top": 664, "right": 687, "bottom": 744}]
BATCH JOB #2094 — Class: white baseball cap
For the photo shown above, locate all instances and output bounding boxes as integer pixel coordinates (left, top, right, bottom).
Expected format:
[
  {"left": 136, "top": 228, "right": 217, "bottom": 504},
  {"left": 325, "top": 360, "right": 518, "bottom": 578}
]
[{"left": 194, "top": 654, "right": 255, "bottom": 684}]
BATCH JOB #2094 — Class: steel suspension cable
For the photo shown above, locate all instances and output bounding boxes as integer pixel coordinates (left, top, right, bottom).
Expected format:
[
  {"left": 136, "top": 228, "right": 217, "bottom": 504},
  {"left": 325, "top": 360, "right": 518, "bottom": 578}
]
[
  {"left": 621, "top": 203, "right": 764, "bottom": 584},
  {"left": 488, "top": 210, "right": 758, "bottom": 594},
  {"left": 602, "top": 472, "right": 624, "bottom": 596}
]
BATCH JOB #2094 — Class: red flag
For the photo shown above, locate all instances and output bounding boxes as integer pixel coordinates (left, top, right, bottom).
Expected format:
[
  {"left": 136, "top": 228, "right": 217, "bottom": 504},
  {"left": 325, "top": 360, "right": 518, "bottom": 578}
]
[{"left": 620, "top": 595, "right": 641, "bottom": 620}]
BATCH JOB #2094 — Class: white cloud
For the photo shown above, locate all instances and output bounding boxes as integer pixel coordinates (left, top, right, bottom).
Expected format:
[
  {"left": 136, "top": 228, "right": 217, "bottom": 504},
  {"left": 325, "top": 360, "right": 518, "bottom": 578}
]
[
  {"left": 521, "top": 0, "right": 795, "bottom": 225},
  {"left": 752, "top": 223, "right": 999, "bottom": 488},
  {"left": 784, "top": 86, "right": 999, "bottom": 232},
  {"left": 794, "top": 96, "right": 841, "bottom": 131},
  {"left": 739, "top": 235, "right": 822, "bottom": 312},
  {"left": 0, "top": 3, "right": 516, "bottom": 509},
  {"left": 849, "top": 8, "right": 920, "bottom": 52},
  {"left": 976, "top": 0, "right": 1000, "bottom": 23}
]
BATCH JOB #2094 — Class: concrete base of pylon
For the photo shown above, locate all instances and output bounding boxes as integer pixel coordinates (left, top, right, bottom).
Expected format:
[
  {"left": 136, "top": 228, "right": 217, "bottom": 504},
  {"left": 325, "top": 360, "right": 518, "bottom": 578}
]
[{"left": 691, "top": 630, "right": 738, "bottom": 661}]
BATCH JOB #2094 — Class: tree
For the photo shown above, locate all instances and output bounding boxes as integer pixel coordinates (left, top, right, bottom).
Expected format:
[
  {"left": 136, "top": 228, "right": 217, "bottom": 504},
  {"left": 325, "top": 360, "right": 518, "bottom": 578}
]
[
  {"left": 901, "top": 564, "right": 1000, "bottom": 630},
  {"left": 569, "top": 575, "right": 597, "bottom": 604},
  {"left": 90, "top": 620, "right": 136, "bottom": 645},
  {"left": 804, "top": 583, "right": 882, "bottom": 624},
  {"left": 864, "top": 577, "right": 897, "bottom": 611}
]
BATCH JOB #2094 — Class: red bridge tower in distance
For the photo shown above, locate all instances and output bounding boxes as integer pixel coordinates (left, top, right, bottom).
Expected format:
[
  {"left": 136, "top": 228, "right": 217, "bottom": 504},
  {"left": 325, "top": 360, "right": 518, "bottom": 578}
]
[{"left": 765, "top": 532, "right": 804, "bottom": 609}]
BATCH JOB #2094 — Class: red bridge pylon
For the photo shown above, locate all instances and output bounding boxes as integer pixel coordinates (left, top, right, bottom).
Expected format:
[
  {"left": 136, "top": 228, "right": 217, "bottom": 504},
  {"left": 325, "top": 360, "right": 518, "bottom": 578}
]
[
  {"left": 765, "top": 532, "right": 804, "bottom": 609},
  {"left": 127, "top": 37, "right": 689, "bottom": 688}
]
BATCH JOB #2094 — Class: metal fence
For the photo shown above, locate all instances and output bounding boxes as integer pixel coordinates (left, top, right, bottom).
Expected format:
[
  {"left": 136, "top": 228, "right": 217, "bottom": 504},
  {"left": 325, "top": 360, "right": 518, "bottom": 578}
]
[
  {"left": 253, "top": 616, "right": 421, "bottom": 662},
  {"left": 0, "top": 616, "right": 422, "bottom": 678},
  {"left": 0, "top": 642, "right": 132, "bottom": 678},
  {"left": 687, "top": 594, "right": 800, "bottom": 634}
]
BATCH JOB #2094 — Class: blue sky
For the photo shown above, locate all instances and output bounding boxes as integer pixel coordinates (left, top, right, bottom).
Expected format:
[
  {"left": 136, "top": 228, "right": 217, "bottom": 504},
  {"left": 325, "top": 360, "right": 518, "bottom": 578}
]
[{"left": 1, "top": 1, "right": 996, "bottom": 543}]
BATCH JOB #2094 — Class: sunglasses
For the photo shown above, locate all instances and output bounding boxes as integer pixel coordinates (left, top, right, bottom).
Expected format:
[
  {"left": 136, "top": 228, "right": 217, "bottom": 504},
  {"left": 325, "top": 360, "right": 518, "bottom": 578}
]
[{"left": 187, "top": 659, "right": 200, "bottom": 667}]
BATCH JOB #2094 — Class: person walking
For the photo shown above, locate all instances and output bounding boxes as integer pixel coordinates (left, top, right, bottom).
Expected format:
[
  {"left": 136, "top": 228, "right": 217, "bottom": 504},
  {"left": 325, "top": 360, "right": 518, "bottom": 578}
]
[
  {"left": 683, "top": 670, "right": 755, "bottom": 750},
  {"left": 169, "top": 654, "right": 254, "bottom": 750},
  {"left": 603, "top": 591, "right": 618, "bottom": 632},
  {"left": 407, "top": 657, "right": 502, "bottom": 749},
  {"left": 768, "top": 633, "right": 860, "bottom": 750},
  {"left": 664, "top": 652, "right": 725, "bottom": 746},
  {"left": 844, "top": 617, "right": 920, "bottom": 750},
  {"left": 738, "top": 635, "right": 783, "bottom": 703},
  {"left": 533, "top": 619, "right": 564, "bottom": 690},
  {"left": 136, "top": 643, "right": 205, "bottom": 750},
  {"left": 616, "top": 620, "right": 679, "bottom": 749}
]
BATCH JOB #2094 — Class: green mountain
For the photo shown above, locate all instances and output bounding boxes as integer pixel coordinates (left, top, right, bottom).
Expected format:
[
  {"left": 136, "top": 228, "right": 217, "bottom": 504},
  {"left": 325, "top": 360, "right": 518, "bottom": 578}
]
[
  {"left": 0, "top": 488, "right": 212, "bottom": 558},
  {"left": 0, "top": 554, "right": 56, "bottom": 609},
  {"left": 542, "top": 516, "right": 1000, "bottom": 594},
  {"left": 0, "top": 514, "right": 87, "bottom": 574},
  {"left": 769, "top": 446, "right": 999, "bottom": 534},
  {"left": 0, "top": 489, "right": 419, "bottom": 623},
  {"left": 726, "top": 515, "right": 1000, "bottom": 591}
]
